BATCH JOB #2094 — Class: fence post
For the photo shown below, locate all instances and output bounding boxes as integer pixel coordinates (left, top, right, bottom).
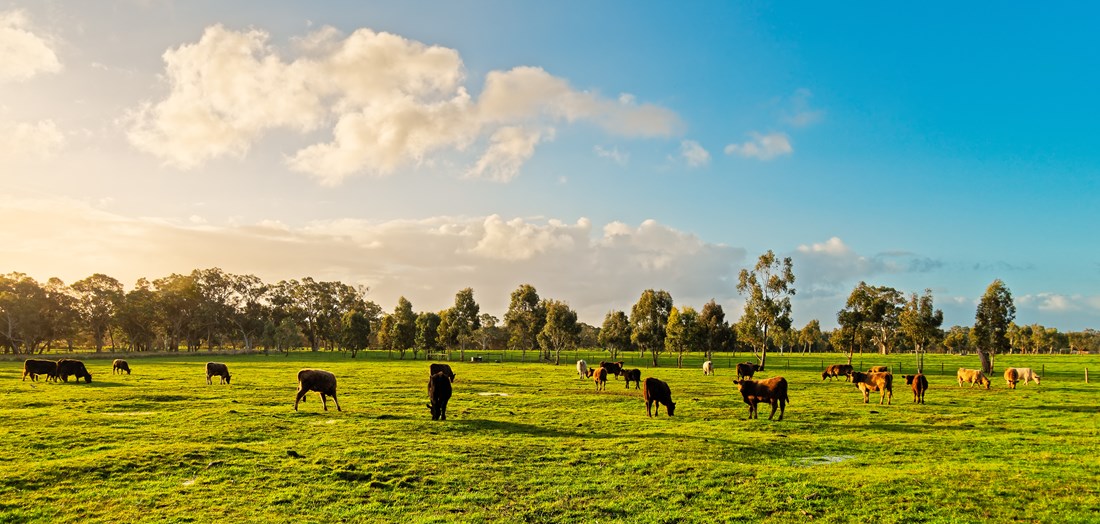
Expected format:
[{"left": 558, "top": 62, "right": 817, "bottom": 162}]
[
  {"left": 1086, "top": 368, "right": 1089, "bottom": 384},
  {"left": 941, "top": 362, "right": 944, "bottom": 375}
]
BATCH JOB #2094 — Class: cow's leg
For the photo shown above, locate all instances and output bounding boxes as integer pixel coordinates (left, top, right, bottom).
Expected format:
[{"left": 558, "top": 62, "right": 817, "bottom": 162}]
[
  {"left": 319, "top": 392, "right": 328, "bottom": 411},
  {"left": 646, "top": 400, "right": 652, "bottom": 417},
  {"left": 768, "top": 400, "right": 778, "bottom": 420},
  {"left": 331, "top": 392, "right": 341, "bottom": 412},
  {"left": 294, "top": 388, "right": 308, "bottom": 411}
]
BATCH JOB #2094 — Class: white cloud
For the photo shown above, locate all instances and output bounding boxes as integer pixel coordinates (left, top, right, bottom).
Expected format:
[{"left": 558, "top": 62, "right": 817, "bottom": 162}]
[
  {"left": 680, "top": 140, "right": 710, "bottom": 167},
  {"left": 792, "top": 236, "right": 943, "bottom": 297},
  {"left": 724, "top": 132, "right": 793, "bottom": 160},
  {"left": 129, "top": 25, "right": 681, "bottom": 184},
  {"left": 784, "top": 88, "right": 824, "bottom": 128},
  {"left": 594, "top": 145, "right": 629, "bottom": 166},
  {"left": 0, "top": 10, "right": 61, "bottom": 82},
  {"left": 0, "top": 120, "right": 65, "bottom": 163}
]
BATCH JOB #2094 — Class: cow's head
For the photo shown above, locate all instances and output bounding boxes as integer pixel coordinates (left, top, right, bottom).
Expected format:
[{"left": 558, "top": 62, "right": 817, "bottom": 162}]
[
  {"left": 225, "top": 373, "right": 232, "bottom": 385},
  {"left": 666, "top": 402, "right": 676, "bottom": 416},
  {"left": 903, "top": 374, "right": 916, "bottom": 385},
  {"left": 84, "top": 372, "right": 93, "bottom": 384}
]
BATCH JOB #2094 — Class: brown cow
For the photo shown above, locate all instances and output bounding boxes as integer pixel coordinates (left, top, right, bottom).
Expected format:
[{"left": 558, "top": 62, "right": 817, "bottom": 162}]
[
  {"left": 903, "top": 374, "right": 928, "bottom": 404},
  {"left": 429, "top": 363, "right": 455, "bottom": 382},
  {"left": 735, "top": 361, "right": 762, "bottom": 380},
  {"left": 619, "top": 368, "right": 641, "bottom": 389},
  {"left": 847, "top": 371, "right": 892, "bottom": 405},
  {"left": 734, "top": 376, "right": 789, "bottom": 420},
  {"left": 205, "top": 362, "right": 231, "bottom": 384},
  {"left": 294, "top": 369, "right": 341, "bottom": 412},
  {"left": 427, "top": 371, "right": 452, "bottom": 420},
  {"left": 868, "top": 365, "right": 888, "bottom": 373},
  {"left": 821, "top": 364, "right": 854, "bottom": 381},
  {"left": 1004, "top": 367, "right": 1040, "bottom": 388},
  {"left": 592, "top": 367, "right": 608, "bottom": 392},
  {"left": 22, "top": 359, "right": 57, "bottom": 382},
  {"left": 112, "top": 359, "right": 131, "bottom": 375},
  {"left": 1003, "top": 368, "right": 1020, "bottom": 389},
  {"left": 956, "top": 368, "right": 990, "bottom": 389},
  {"left": 642, "top": 377, "right": 675, "bottom": 417}
]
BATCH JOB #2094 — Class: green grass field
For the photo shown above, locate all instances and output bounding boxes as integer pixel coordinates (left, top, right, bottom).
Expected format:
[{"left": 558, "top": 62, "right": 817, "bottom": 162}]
[{"left": 2, "top": 352, "right": 1099, "bottom": 523}]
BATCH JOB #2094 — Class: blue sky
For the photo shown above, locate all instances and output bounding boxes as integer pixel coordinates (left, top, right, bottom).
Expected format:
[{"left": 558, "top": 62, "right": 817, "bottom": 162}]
[{"left": 1, "top": 1, "right": 1097, "bottom": 331}]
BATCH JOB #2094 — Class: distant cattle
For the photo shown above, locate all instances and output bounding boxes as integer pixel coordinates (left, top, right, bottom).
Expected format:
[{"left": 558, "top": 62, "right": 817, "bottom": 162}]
[
  {"left": 619, "top": 368, "right": 642, "bottom": 389},
  {"left": 642, "top": 377, "right": 675, "bottom": 417},
  {"left": 598, "top": 361, "right": 624, "bottom": 379},
  {"left": 734, "top": 376, "right": 790, "bottom": 420},
  {"left": 702, "top": 361, "right": 714, "bottom": 376},
  {"left": 205, "top": 362, "right": 231, "bottom": 385},
  {"left": 868, "top": 365, "right": 889, "bottom": 373},
  {"left": 22, "top": 359, "right": 57, "bottom": 382},
  {"left": 736, "top": 361, "right": 762, "bottom": 380},
  {"left": 429, "top": 363, "right": 455, "bottom": 382},
  {"left": 112, "top": 359, "right": 131, "bottom": 375},
  {"left": 592, "top": 367, "right": 608, "bottom": 392},
  {"left": 848, "top": 371, "right": 892, "bottom": 405},
  {"left": 427, "top": 371, "right": 452, "bottom": 420},
  {"left": 903, "top": 374, "right": 928, "bottom": 404},
  {"left": 1004, "top": 367, "right": 1040, "bottom": 388},
  {"left": 56, "top": 359, "right": 92, "bottom": 383},
  {"left": 956, "top": 368, "right": 990, "bottom": 389},
  {"left": 294, "top": 369, "right": 341, "bottom": 412},
  {"left": 821, "top": 364, "right": 854, "bottom": 381},
  {"left": 576, "top": 360, "right": 589, "bottom": 379}
]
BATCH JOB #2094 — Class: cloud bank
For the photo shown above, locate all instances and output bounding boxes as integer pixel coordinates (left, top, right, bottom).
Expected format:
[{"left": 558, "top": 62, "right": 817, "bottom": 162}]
[
  {"left": 0, "top": 10, "right": 61, "bottom": 82},
  {"left": 127, "top": 25, "right": 681, "bottom": 185}
]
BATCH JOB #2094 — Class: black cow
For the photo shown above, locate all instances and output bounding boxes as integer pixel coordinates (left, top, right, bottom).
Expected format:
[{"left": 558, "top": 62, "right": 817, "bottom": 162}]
[{"left": 427, "top": 372, "right": 453, "bottom": 420}]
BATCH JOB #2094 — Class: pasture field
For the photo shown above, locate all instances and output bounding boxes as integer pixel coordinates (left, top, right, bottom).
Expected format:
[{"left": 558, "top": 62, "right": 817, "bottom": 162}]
[{"left": 2, "top": 352, "right": 1099, "bottom": 523}]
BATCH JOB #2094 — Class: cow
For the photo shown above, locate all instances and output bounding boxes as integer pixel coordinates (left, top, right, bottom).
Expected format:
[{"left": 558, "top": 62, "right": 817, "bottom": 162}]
[
  {"left": 956, "top": 368, "right": 990, "bottom": 389},
  {"left": 576, "top": 360, "right": 589, "bottom": 379},
  {"left": 847, "top": 371, "right": 892, "bottom": 405},
  {"left": 592, "top": 367, "right": 608, "bottom": 392},
  {"left": 734, "top": 376, "right": 789, "bottom": 420},
  {"left": 598, "top": 361, "right": 624, "bottom": 379},
  {"left": 205, "top": 362, "right": 231, "bottom": 385},
  {"left": 112, "top": 359, "right": 131, "bottom": 375},
  {"left": 22, "top": 359, "right": 57, "bottom": 382},
  {"left": 1004, "top": 367, "right": 1041, "bottom": 388},
  {"left": 429, "top": 363, "right": 455, "bottom": 383},
  {"left": 868, "top": 365, "right": 889, "bottom": 373},
  {"left": 642, "top": 377, "right": 675, "bottom": 417},
  {"left": 294, "top": 369, "right": 341, "bottom": 412},
  {"left": 619, "top": 368, "right": 642, "bottom": 390},
  {"left": 1004, "top": 368, "right": 1020, "bottom": 389},
  {"left": 821, "top": 364, "right": 854, "bottom": 381},
  {"left": 903, "top": 374, "right": 928, "bottom": 404},
  {"left": 736, "top": 361, "right": 762, "bottom": 380},
  {"left": 56, "top": 359, "right": 92, "bottom": 383},
  {"left": 702, "top": 361, "right": 714, "bottom": 376},
  {"left": 427, "top": 371, "right": 452, "bottom": 420}
]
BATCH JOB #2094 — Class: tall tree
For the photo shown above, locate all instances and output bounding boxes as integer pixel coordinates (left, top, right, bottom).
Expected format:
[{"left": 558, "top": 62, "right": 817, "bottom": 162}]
[
  {"left": 538, "top": 299, "right": 580, "bottom": 365},
  {"left": 340, "top": 309, "right": 372, "bottom": 358},
  {"left": 973, "top": 279, "right": 1015, "bottom": 373},
  {"left": 376, "top": 314, "right": 395, "bottom": 356},
  {"left": 899, "top": 289, "right": 944, "bottom": 373},
  {"left": 736, "top": 250, "right": 795, "bottom": 370},
  {"left": 390, "top": 297, "right": 416, "bottom": 359},
  {"left": 665, "top": 305, "right": 701, "bottom": 368},
  {"left": 0, "top": 273, "right": 49, "bottom": 354},
  {"left": 117, "top": 279, "right": 159, "bottom": 352},
  {"left": 598, "top": 310, "right": 632, "bottom": 360},
  {"left": 415, "top": 311, "right": 442, "bottom": 359},
  {"left": 71, "top": 273, "right": 124, "bottom": 352},
  {"left": 630, "top": 289, "right": 673, "bottom": 366},
  {"left": 504, "top": 284, "right": 545, "bottom": 361},
  {"left": 799, "top": 319, "right": 823, "bottom": 353},
  {"left": 698, "top": 300, "right": 732, "bottom": 360},
  {"left": 447, "top": 288, "right": 480, "bottom": 361},
  {"left": 841, "top": 282, "right": 904, "bottom": 355},
  {"left": 943, "top": 325, "right": 971, "bottom": 355}
]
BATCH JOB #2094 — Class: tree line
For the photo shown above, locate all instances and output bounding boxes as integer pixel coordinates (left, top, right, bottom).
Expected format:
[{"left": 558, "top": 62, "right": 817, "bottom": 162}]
[{"left": 2, "top": 254, "right": 1097, "bottom": 368}]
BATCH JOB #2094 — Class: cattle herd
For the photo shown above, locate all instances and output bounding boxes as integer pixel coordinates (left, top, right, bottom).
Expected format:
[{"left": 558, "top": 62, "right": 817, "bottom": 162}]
[{"left": 19, "top": 355, "right": 1044, "bottom": 420}]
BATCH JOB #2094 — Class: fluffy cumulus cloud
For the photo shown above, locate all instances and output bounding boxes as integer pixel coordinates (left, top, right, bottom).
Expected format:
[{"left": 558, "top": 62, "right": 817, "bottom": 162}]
[
  {"left": 0, "top": 120, "right": 65, "bottom": 163},
  {"left": 128, "top": 25, "right": 680, "bottom": 184},
  {"left": 0, "top": 10, "right": 61, "bottom": 82},
  {"left": 679, "top": 140, "right": 710, "bottom": 167},
  {"left": 724, "top": 132, "right": 793, "bottom": 160},
  {"left": 792, "top": 237, "right": 942, "bottom": 297},
  {"left": 0, "top": 197, "right": 742, "bottom": 323}
]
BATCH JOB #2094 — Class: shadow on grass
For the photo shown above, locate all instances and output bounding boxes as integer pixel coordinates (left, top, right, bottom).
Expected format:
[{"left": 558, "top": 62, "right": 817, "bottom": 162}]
[
  {"left": 1016, "top": 404, "right": 1100, "bottom": 413},
  {"left": 448, "top": 418, "right": 618, "bottom": 439}
]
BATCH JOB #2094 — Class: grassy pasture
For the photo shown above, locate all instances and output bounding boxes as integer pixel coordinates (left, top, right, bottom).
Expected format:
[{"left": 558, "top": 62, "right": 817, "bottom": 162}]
[{"left": 2, "top": 353, "right": 1099, "bottom": 523}]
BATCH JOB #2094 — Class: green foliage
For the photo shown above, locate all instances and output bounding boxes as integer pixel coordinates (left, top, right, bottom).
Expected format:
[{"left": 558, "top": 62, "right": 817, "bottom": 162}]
[
  {"left": 537, "top": 299, "right": 579, "bottom": 364},
  {"left": 340, "top": 310, "right": 372, "bottom": 358},
  {"left": 900, "top": 289, "right": 944, "bottom": 372},
  {"left": 414, "top": 311, "right": 442, "bottom": 359},
  {"left": 698, "top": 300, "right": 732, "bottom": 360},
  {"left": 629, "top": 289, "right": 672, "bottom": 366},
  {"left": 665, "top": 306, "right": 701, "bottom": 368},
  {"left": 737, "top": 251, "right": 795, "bottom": 369},
  {"left": 390, "top": 297, "right": 416, "bottom": 358},
  {"left": 974, "top": 279, "right": 1016, "bottom": 372},
  {"left": 599, "top": 310, "right": 632, "bottom": 360},
  {"left": 504, "top": 284, "right": 545, "bottom": 359}
]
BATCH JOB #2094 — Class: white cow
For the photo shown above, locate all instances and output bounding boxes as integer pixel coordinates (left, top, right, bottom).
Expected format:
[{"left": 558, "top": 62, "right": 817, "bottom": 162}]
[
  {"left": 576, "top": 360, "right": 589, "bottom": 379},
  {"left": 702, "top": 360, "right": 714, "bottom": 376}
]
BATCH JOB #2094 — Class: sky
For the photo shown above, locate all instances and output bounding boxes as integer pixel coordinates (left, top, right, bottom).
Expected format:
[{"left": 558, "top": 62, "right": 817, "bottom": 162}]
[{"left": 1, "top": 0, "right": 1098, "bottom": 331}]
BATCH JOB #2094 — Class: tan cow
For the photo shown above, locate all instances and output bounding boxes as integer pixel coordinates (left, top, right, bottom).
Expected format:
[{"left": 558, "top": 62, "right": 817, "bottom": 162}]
[
  {"left": 903, "top": 374, "right": 928, "bottom": 404},
  {"left": 957, "top": 368, "right": 990, "bottom": 389},
  {"left": 847, "top": 371, "right": 893, "bottom": 405},
  {"left": 1004, "top": 367, "right": 1040, "bottom": 388},
  {"left": 1003, "top": 368, "right": 1020, "bottom": 389}
]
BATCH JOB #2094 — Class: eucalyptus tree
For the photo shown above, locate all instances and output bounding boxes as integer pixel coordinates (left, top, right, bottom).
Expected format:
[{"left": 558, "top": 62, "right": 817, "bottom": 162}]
[
  {"left": 736, "top": 251, "right": 795, "bottom": 370},
  {"left": 598, "top": 310, "right": 632, "bottom": 360},
  {"left": 225, "top": 273, "right": 269, "bottom": 351},
  {"left": 798, "top": 319, "right": 823, "bottom": 353},
  {"left": 415, "top": 311, "right": 442, "bottom": 359},
  {"left": 154, "top": 273, "right": 200, "bottom": 351},
  {"left": 538, "top": 299, "right": 580, "bottom": 365},
  {"left": 340, "top": 309, "right": 372, "bottom": 358},
  {"left": 117, "top": 278, "right": 159, "bottom": 351},
  {"left": 1007, "top": 323, "right": 1033, "bottom": 354},
  {"left": 899, "top": 289, "right": 944, "bottom": 373},
  {"left": 71, "top": 273, "right": 124, "bottom": 352},
  {"left": 841, "top": 282, "right": 904, "bottom": 355},
  {"left": 698, "top": 300, "right": 732, "bottom": 360},
  {"left": 376, "top": 314, "right": 395, "bottom": 356},
  {"left": 474, "top": 313, "right": 502, "bottom": 352},
  {"left": 504, "top": 284, "right": 545, "bottom": 361},
  {"left": 630, "top": 289, "right": 673, "bottom": 366},
  {"left": 446, "top": 288, "right": 480, "bottom": 361},
  {"left": 390, "top": 297, "right": 417, "bottom": 359},
  {"left": 0, "top": 273, "right": 49, "bottom": 353},
  {"left": 942, "top": 325, "right": 971, "bottom": 355},
  {"left": 973, "top": 279, "right": 1015, "bottom": 373},
  {"left": 41, "top": 277, "right": 80, "bottom": 352},
  {"left": 665, "top": 305, "right": 701, "bottom": 368}
]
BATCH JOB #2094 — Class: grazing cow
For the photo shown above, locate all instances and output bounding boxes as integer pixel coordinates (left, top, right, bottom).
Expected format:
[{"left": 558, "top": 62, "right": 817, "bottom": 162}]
[
  {"left": 294, "top": 369, "right": 341, "bottom": 412},
  {"left": 576, "top": 360, "right": 589, "bottom": 379},
  {"left": 868, "top": 365, "right": 888, "bottom": 373},
  {"left": 56, "top": 359, "right": 92, "bottom": 383},
  {"left": 1004, "top": 367, "right": 1041, "bottom": 388},
  {"left": 903, "top": 374, "right": 928, "bottom": 404},
  {"left": 205, "top": 362, "right": 231, "bottom": 385},
  {"left": 427, "top": 371, "right": 452, "bottom": 420},
  {"left": 598, "top": 361, "right": 625, "bottom": 379},
  {"left": 956, "top": 368, "right": 990, "bottom": 389},
  {"left": 619, "top": 368, "right": 642, "bottom": 389},
  {"left": 642, "top": 377, "right": 675, "bottom": 417},
  {"left": 734, "top": 376, "right": 789, "bottom": 420},
  {"left": 112, "top": 359, "right": 131, "bottom": 375},
  {"left": 847, "top": 371, "right": 893, "bottom": 405},
  {"left": 592, "top": 367, "right": 608, "bottom": 391},
  {"left": 736, "top": 361, "right": 762, "bottom": 380},
  {"left": 702, "top": 361, "right": 714, "bottom": 376},
  {"left": 429, "top": 363, "right": 455, "bottom": 383},
  {"left": 22, "top": 359, "right": 57, "bottom": 382},
  {"left": 821, "top": 364, "right": 854, "bottom": 381},
  {"left": 1004, "top": 368, "right": 1020, "bottom": 389}
]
